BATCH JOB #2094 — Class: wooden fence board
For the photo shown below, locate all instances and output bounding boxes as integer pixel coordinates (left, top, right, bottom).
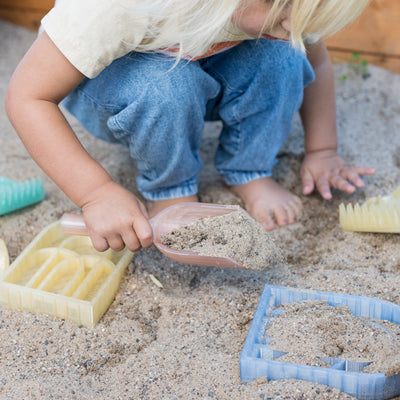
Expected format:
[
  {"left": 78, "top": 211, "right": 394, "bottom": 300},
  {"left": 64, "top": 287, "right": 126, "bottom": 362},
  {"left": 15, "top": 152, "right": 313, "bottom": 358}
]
[
  {"left": 0, "top": 8, "right": 47, "bottom": 31},
  {"left": 0, "top": 0, "right": 54, "bottom": 9},
  {"left": 326, "top": 0, "right": 400, "bottom": 74},
  {"left": 0, "top": 0, "right": 53, "bottom": 31}
]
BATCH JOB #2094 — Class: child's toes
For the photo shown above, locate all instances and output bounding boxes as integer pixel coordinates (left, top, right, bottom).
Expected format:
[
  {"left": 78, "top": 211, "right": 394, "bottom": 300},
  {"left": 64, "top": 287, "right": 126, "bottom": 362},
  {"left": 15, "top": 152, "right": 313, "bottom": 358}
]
[
  {"left": 254, "top": 211, "right": 275, "bottom": 231},
  {"left": 292, "top": 196, "right": 303, "bottom": 212},
  {"left": 284, "top": 205, "right": 297, "bottom": 225},
  {"left": 290, "top": 198, "right": 303, "bottom": 219},
  {"left": 274, "top": 205, "right": 290, "bottom": 226},
  {"left": 261, "top": 218, "right": 275, "bottom": 231},
  {"left": 275, "top": 201, "right": 302, "bottom": 227}
]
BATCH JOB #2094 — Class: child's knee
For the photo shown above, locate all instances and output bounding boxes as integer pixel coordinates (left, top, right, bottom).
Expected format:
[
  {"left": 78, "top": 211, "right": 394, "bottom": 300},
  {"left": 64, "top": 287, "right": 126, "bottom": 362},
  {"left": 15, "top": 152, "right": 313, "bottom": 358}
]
[{"left": 111, "top": 55, "right": 220, "bottom": 115}]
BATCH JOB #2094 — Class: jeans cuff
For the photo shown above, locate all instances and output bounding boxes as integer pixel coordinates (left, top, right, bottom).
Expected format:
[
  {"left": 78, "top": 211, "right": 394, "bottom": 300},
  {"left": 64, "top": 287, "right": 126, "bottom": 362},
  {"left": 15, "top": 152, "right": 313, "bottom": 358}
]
[
  {"left": 219, "top": 170, "right": 272, "bottom": 186},
  {"left": 139, "top": 177, "right": 199, "bottom": 201}
]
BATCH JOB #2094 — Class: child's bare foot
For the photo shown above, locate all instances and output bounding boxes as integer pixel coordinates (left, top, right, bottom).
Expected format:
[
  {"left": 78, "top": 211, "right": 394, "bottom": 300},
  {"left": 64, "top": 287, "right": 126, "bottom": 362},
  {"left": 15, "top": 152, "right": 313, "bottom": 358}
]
[
  {"left": 229, "top": 177, "right": 302, "bottom": 231},
  {"left": 147, "top": 195, "right": 198, "bottom": 218}
]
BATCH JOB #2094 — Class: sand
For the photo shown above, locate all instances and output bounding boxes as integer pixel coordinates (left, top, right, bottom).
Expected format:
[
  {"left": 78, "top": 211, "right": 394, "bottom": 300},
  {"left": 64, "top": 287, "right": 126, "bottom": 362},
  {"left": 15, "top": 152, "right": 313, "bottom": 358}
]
[
  {"left": 266, "top": 300, "right": 400, "bottom": 375},
  {"left": 1, "top": 20, "right": 400, "bottom": 400},
  {"left": 160, "top": 209, "right": 284, "bottom": 270}
]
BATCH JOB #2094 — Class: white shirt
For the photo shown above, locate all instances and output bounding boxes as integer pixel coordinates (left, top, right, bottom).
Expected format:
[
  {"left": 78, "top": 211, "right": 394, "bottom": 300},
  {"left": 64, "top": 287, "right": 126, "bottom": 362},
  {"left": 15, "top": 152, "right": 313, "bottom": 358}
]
[{"left": 41, "top": 0, "right": 250, "bottom": 78}]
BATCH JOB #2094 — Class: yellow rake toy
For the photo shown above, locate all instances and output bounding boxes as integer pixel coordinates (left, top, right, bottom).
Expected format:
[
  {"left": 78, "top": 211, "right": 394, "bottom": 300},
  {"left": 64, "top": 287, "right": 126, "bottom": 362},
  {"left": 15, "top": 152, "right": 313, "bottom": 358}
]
[{"left": 339, "top": 186, "right": 400, "bottom": 233}]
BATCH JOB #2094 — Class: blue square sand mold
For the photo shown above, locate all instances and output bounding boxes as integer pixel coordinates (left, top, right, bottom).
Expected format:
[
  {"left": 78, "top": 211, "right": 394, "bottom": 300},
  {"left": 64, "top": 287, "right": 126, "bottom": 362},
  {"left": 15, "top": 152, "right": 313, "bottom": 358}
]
[{"left": 240, "top": 285, "right": 400, "bottom": 400}]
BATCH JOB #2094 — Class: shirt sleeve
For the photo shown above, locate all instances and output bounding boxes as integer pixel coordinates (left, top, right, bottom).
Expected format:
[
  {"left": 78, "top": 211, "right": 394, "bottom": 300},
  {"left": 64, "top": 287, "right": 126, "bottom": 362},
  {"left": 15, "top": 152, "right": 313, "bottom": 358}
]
[{"left": 41, "top": 0, "right": 148, "bottom": 78}]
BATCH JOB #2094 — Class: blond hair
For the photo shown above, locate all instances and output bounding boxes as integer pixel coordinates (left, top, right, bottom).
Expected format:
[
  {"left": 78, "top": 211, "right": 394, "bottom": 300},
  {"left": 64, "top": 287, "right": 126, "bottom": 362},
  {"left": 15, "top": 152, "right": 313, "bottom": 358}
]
[
  {"left": 124, "top": 0, "right": 371, "bottom": 57},
  {"left": 289, "top": 0, "right": 371, "bottom": 49},
  {"left": 121, "top": 0, "right": 241, "bottom": 58}
]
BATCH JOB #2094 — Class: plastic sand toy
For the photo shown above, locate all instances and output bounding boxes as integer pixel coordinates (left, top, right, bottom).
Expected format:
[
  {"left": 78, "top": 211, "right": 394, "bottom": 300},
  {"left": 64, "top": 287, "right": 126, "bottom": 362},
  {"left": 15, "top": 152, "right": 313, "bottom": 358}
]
[
  {"left": 0, "top": 221, "right": 133, "bottom": 327},
  {"left": 0, "top": 239, "right": 9, "bottom": 272},
  {"left": 0, "top": 177, "right": 45, "bottom": 215},
  {"left": 61, "top": 203, "right": 254, "bottom": 269},
  {"left": 240, "top": 285, "right": 400, "bottom": 400},
  {"left": 339, "top": 186, "right": 400, "bottom": 233}
]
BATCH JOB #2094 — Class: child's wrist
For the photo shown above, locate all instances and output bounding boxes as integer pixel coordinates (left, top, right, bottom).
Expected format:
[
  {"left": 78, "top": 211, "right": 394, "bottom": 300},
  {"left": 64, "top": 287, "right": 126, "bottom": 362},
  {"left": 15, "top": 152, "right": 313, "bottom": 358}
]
[
  {"left": 75, "top": 177, "right": 116, "bottom": 209},
  {"left": 305, "top": 146, "right": 337, "bottom": 155}
]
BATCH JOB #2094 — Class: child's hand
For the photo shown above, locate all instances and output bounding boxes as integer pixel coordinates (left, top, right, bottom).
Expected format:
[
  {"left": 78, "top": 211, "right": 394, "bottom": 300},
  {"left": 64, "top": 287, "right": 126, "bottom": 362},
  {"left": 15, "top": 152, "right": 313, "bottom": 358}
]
[
  {"left": 79, "top": 180, "right": 153, "bottom": 252},
  {"left": 300, "top": 149, "right": 375, "bottom": 200}
]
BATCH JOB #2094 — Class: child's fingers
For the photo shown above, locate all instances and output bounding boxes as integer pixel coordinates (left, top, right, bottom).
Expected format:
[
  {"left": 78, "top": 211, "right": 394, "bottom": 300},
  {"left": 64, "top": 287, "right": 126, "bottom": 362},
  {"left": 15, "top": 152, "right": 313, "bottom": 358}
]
[
  {"left": 132, "top": 217, "right": 154, "bottom": 249},
  {"left": 117, "top": 217, "right": 152, "bottom": 252},
  {"left": 137, "top": 199, "right": 150, "bottom": 219},
  {"left": 106, "top": 233, "right": 126, "bottom": 252},
  {"left": 301, "top": 169, "right": 315, "bottom": 195},
  {"left": 340, "top": 169, "right": 364, "bottom": 188},
  {"left": 90, "top": 234, "right": 110, "bottom": 253},
  {"left": 121, "top": 229, "right": 143, "bottom": 252},
  {"left": 352, "top": 166, "right": 376, "bottom": 176},
  {"left": 339, "top": 166, "right": 375, "bottom": 190},
  {"left": 315, "top": 176, "right": 332, "bottom": 200},
  {"left": 331, "top": 174, "right": 356, "bottom": 194}
]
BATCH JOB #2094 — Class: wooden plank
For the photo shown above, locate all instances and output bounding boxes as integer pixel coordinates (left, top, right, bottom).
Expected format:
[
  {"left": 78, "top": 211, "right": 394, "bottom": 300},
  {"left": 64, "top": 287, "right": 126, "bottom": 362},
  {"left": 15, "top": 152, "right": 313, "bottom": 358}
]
[
  {"left": 326, "top": 0, "right": 400, "bottom": 57},
  {"left": 0, "top": 8, "right": 47, "bottom": 31},
  {"left": 329, "top": 49, "right": 400, "bottom": 75},
  {"left": 326, "top": 0, "right": 400, "bottom": 74},
  {"left": 0, "top": 0, "right": 54, "bottom": 31},
  {"left": 0, "top": 0, "right": 54, "bottom": 10}
]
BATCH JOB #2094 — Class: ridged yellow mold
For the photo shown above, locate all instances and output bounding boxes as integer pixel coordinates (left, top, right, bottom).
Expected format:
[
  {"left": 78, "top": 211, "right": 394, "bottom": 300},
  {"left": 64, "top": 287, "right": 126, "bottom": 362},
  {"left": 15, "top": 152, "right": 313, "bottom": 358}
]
[
  {"left": 0, "top": 239, "right": 9, "bottom": 273},
  {"left": 0, "top": 221, "right": 133, "bottom": 327},
  {"left": 339, "top": 186, "right": 400, "bottom": 232}
]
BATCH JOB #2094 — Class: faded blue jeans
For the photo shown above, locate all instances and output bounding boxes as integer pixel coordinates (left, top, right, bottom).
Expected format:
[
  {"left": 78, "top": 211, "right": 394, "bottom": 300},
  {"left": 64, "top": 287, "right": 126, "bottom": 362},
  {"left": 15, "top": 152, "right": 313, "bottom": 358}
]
[{"left": 62, "top": 39, "right": 315, "bottom": 201}]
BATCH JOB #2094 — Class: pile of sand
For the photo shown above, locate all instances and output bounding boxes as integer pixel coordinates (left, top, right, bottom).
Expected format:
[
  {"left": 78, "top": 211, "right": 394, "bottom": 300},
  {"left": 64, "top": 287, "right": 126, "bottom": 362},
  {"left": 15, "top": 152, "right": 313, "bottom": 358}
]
[
  {"left": 266, "top": 300, "right": 400, "bottom": 375},
  {"left": 161, "top": 209, "right": 284, "bottom": 270}
]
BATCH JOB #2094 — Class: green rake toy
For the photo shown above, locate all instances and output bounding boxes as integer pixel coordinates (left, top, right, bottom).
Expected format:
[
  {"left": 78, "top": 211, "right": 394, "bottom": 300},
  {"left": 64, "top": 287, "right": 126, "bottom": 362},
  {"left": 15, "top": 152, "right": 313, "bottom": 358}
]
[{"left": 0, "top": 177, "right": 45, "bottom": 215}]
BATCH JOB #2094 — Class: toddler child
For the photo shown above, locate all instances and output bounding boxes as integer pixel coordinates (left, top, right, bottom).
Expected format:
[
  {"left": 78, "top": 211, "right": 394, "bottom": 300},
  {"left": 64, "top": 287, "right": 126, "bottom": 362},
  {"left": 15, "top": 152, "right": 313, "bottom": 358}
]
[{"left": 5, "top": 0, "right": 375, "bottom": 252}]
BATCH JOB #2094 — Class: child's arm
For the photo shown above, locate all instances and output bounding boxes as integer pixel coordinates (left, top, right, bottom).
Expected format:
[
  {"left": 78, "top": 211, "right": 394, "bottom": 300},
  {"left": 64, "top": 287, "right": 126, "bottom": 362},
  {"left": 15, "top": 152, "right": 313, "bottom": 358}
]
[
  {"left": 5, "top": 32, "right": 153, "bottom": 252},
  {"left": 299, "top": 40, "right": 375, "bottom": 200}
]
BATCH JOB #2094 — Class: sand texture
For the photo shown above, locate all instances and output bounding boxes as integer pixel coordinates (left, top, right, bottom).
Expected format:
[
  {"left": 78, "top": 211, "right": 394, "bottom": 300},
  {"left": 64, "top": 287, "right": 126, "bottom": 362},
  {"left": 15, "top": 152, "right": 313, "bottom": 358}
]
[
  {"left": 266, "top": 300, "right": 400, "bottom": 375},
  {"left": 161, "top": 209, "right": 284, "bottom": 270},
  {"left": 1, "top": 20, "right": 400, "bottom": 399}
]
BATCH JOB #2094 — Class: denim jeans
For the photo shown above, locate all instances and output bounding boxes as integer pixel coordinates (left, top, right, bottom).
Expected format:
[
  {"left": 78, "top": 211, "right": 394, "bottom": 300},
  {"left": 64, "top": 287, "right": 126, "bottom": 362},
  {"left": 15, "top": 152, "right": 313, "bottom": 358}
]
[{"left": 62, "top": 39, "right": 315, "bottom": 201}]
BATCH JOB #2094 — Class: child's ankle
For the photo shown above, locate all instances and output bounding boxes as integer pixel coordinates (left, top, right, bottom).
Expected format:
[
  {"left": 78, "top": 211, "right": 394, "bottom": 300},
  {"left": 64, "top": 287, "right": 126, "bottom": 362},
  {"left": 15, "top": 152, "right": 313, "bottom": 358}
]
[
  {"left": 228, "top": 177, "right": 277, "bottom": 203},
  {"left": 147, "top": 195, "right": 198, "bottom": 217}
]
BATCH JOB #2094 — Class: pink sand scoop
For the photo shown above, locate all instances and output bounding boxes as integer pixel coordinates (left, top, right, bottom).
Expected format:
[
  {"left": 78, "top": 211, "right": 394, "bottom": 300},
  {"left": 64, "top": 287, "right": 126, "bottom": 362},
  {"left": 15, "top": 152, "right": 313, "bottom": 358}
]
[{"left": 61, "top": 202, "right": 247, "bottom": 269}]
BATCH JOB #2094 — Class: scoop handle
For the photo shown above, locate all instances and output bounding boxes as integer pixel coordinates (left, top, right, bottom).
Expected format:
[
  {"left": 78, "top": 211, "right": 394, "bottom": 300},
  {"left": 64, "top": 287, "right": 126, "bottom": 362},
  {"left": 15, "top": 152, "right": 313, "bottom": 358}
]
[
  {"left": 61, "top": 208, "right": 247, "bottom": 269},
  {"left": 60, "top": 213, "right": 89, "bottom": 236},
  {"left": 60, "top": 213, "right": 156, "bottom": 236}
]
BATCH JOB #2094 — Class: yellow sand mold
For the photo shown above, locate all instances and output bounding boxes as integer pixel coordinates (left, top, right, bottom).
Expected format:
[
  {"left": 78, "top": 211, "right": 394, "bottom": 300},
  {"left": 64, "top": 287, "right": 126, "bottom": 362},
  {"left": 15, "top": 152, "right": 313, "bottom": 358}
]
[
  {"left": 0, "top": 221, "right": 133, "bottom": 327},
  {"left": 339, "top": 186, "right": 400, "bottom": 232},
  {"left": 0, "top": 239, "right": 9, "bottom": 272}
]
